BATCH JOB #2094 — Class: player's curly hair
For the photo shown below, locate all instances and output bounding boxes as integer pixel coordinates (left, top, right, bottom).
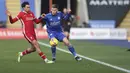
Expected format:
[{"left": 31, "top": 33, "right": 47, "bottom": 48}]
[{"left": 21, "top": 1, "right": 29, "bottom": 8}]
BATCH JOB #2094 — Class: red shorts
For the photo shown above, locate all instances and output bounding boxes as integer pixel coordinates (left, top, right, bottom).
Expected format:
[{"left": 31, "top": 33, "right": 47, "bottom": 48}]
[{"left": 23, "top": 33, "right": 37, "bottom": 43}]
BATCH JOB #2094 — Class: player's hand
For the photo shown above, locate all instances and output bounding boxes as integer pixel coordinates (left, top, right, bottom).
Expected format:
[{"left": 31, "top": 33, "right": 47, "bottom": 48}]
[
  {"left": 6, "top": 10, "right": 11, "bottom": 16},
  {"left": 67, "top": 8, "right": 71, "bottom": 14},
  {"left": 41, "top": 13, "right": 46, "bottom": 18}
]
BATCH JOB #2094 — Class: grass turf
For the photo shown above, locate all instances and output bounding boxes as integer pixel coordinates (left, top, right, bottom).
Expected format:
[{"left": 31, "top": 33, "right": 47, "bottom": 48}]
[{"left": 0, "top": 39, "right": 129, "bottom": 73}]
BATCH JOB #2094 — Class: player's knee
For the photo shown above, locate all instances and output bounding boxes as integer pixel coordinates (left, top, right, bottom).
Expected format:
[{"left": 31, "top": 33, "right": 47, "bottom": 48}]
[
  {"left": 28, "top": 47, "right": 36, "bottom": 52},
  {"left": 51, "top": 45, "right": 56, "bottom": 47},
  {"left": 32, "top": 40, "right": 38, "bottom": 46},
  {"left": 32, "top": 49, "right": 36, "bottom": 52},
  {"left": 64, "top": 41, "right": 70, "bottom": 46},
  {"left": 63, "top": 38, "right": 70, "bottom": 46},
  {"left": 31, "top": 49, "right": 36, "bottom": 52},
  {"left": 32, "top": 46, "right": 36, "bottom": 52}
]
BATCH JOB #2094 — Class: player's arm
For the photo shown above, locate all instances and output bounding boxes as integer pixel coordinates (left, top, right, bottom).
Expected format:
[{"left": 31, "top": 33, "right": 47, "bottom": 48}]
[
  {"left": 33, "top": 13, "right": 46, "bottom": 24},
  {"left": 62, "top": 9, "right": 71, "bottom": 20},
  {"left": 40, "top": 14, "right": 48, "bottom": 24},
  {"left": 6, "top": 10, "right": 21, "bottom": 24},
  {"left": 42, "top": 14, "right": 48, "bottom": 21}
]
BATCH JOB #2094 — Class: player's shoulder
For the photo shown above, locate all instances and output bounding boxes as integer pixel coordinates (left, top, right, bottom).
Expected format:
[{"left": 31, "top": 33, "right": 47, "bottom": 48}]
[
  {"left": 45, "top": 13, "right": 52, "bottom": 17},
  {"left": 17, "top": 11, "right": 24, "bottom": 15},
  {"left": 46, "top": 13, "right": 51, "bottom": 16},
  {"left": 57, "top": 11, "right": 62, "bottom": 14},
  {"left": 57, "top": 11, "right": 63, "bottom": 16}
]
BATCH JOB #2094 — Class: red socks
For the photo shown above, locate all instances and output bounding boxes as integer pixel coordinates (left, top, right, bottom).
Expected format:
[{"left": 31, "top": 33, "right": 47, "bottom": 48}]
[
  {"left": 22, "top": 50, "right": 31, "bottom": 56},
  {"left": 39, "top": 52, "right": 46, "bottom": 60},
  {"left": 22, "top": 50, "right": 47, "bottom": 60}
]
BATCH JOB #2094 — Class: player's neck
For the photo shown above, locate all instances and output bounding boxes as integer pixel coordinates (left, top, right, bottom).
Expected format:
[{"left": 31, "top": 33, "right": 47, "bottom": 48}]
[
  {"left": 64, "top": 13, "right": 67, "bottom": 14},
  {"left": 52, "top": 13, "right": 57, "bottom": 16}
]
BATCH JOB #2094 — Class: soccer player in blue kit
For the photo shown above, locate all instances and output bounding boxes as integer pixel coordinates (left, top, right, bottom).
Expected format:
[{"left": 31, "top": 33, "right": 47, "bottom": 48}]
[{"left": 42, "top": 4, "right": 82, "bottom": 62}]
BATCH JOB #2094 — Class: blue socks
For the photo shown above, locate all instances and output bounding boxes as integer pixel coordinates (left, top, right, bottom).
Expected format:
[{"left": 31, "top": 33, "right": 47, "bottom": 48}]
[
  {"left": 68, "top": 45, "right": 77, "bottom": 57},
  {"left": 51, "top": 45, "right": 77, "bottom": 58},
  {"left": 51, "top": 46, "right": 56, "bottom": 58}
]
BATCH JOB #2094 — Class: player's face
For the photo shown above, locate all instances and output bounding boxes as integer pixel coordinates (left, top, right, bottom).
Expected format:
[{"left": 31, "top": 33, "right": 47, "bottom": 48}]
[
  {"left": 51, "top": 8, "right": 58, "bottom": 15},
  {"left": 63, "top": 8, "right": 67, "bottom": 14},
  {"left": 24, "top": 5, "right": 30, "bottom": 12}
]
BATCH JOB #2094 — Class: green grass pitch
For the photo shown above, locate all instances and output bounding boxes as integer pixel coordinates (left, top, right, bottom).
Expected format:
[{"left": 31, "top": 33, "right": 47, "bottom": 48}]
[{"left": 0, "top": 39, "right": 130, "bottom": 73}]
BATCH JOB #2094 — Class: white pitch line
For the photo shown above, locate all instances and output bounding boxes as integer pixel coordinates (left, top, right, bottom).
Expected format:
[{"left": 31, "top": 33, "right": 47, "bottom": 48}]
[{"left": 38, "top": 41, "right": 130, "bottom": 73}]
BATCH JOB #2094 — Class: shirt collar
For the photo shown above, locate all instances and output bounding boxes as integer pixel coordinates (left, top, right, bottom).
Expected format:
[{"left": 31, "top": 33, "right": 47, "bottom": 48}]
[
  {"left": 51, "top": 12, "right": 58, "bottom": 16},
  {"left": 23, "top": 11, "right": 31, "bottom": 14}
]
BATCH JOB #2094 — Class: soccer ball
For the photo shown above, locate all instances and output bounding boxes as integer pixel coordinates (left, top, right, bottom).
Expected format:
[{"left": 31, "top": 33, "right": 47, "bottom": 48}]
[{"left": 50, "top": 38, "right": 58, "bottom": 46}]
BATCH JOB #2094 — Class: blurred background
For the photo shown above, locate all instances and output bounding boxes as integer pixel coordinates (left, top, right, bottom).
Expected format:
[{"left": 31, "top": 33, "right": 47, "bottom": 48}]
[
  {"left": 0, "top": 0, "right": 129, "bottom": 39},
  {"left": 0, "top": 0, "right": 130, "bottom": 73},
  {"left": 1, "top": 0, "right": 130, "bottom": 28}
]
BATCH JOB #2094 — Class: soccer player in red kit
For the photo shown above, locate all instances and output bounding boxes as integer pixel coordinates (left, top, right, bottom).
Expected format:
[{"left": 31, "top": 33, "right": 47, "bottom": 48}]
[{"left": 6, "top": 1, "right": 53, "bottom": 64}]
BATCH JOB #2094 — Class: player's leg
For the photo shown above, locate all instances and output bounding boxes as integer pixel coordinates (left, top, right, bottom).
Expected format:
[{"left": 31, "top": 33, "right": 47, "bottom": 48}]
[
  {"left": 51, "top": 45, "right": 56, "bottom": 61},
  {"left": 20, "top": 44, "right": 36, "bottom": 56},
  {"left": 24, "top": 33, "right": 53, "bottom": 63},
  {"left": 31, "top": 39, "right": 53, "bottom": 63},
  {"left": 31, "top": 40, "right": 46, "bottom": 59},
  {"left": 63, "top": 37, "right": 76, "bottom": 57},
  {"left": 63, "top": 37, "right": 82, "bottom": 61},
  {"left": 48, "top": 32, "right": 57, "bottom": 61},
  {"left": 64, "top": 31, "right": 69, "bottom": 39},
  {"left": 18, "top": 44, "right": 36, "bottom": 62},
  {"left": 17, "top": 34, "right": 36, "bottom": 62},
  {"left": 58, "top": 32, "right": 82, "bottom": 61}
]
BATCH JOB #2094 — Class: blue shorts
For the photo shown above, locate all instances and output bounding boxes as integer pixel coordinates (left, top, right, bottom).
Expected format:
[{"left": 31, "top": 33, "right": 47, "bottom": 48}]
[{"left": 47, "top": 31, "right": 66, "bottom": 42}]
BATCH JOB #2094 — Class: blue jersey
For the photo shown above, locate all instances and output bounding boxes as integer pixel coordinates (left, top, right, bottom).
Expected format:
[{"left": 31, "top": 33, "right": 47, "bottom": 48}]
[{"left": 43, "top": 11, "right": 70, "bottom": 32}]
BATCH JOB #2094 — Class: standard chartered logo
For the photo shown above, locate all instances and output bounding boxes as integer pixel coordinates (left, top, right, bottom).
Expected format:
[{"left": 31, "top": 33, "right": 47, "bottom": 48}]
[{"left": 50, "top": 21, "right": 60, "bottom": 26}]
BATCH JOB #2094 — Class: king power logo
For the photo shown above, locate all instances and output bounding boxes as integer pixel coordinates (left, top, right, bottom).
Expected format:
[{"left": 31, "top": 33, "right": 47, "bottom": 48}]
[{"left": 89, "top": 0, "right": 130, "bottom": 6}]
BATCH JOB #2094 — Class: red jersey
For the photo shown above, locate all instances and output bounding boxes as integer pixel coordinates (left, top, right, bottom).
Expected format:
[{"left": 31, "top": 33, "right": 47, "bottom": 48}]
[{"left": 9, "top": 11, "right": 42, "bottom": 34}]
